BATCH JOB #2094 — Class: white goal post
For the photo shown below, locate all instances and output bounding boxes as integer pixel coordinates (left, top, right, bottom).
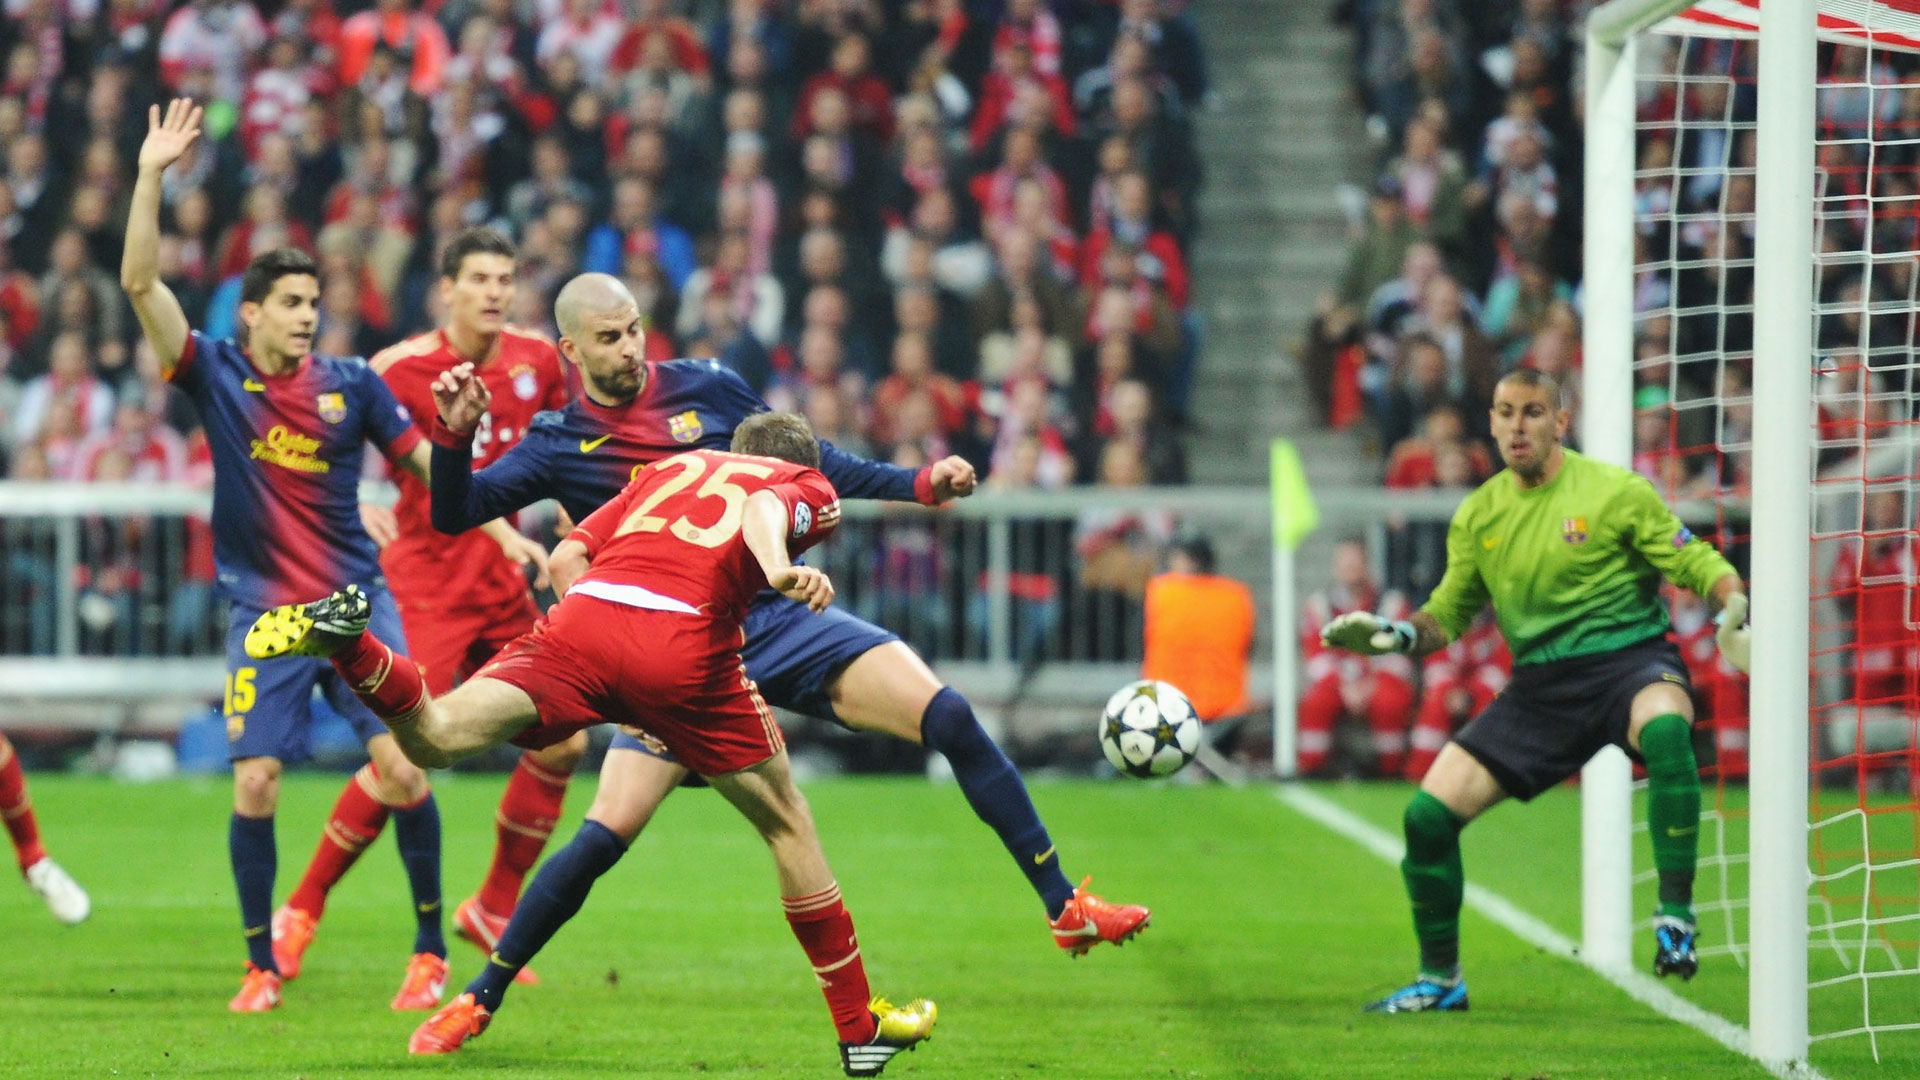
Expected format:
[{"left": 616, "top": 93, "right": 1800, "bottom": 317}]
[{"left": 1583, "top": 0, "right": 1815, "bottom": 1068}]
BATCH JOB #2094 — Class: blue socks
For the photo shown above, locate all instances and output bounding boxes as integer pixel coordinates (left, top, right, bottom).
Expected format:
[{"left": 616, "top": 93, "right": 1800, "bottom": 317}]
[
  {"left": 467, "top": 819, "right": 628, "bottom": 1011},
  {"left": 229, "top": 812, "right": 278, "bottom": 973},
  {"left": 918, "top": 687, "right": 1075, "bottom": 919},
  {"left": 391, "top": 795, "right": 447, "bottom": 958}
]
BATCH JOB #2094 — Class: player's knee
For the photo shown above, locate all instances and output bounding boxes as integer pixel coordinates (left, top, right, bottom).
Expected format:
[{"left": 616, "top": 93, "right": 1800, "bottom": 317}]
[
  {"left": 375, "top": 755, "right": 432, "bottom": 805},
  {"left": 585, "top": 790, "right": 656, "bottom": 844},
  {"left": 1402, "top": 791, "right": 1463, "bottom": 860},
  {"left": 1637, "top": 712, "right": 1698, "bottom": 781},
  {"left": 232, "top": 758, "right": 281, "bottom": 814},
  {"left": 748, "top": 779, "right": 816, "bottom": 844}
]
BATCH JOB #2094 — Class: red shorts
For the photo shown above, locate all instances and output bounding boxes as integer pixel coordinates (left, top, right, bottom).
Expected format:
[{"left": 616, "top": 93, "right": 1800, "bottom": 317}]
[
  {"left": 396, "top": 591, "right": 543, "bottom": 696},
  {"left": 475, "top": 594, "right": 784, "bottom": 776}
]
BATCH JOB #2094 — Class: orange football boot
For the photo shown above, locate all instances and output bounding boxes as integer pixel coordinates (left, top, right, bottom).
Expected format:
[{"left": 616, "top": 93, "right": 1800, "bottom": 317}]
[
  {"left": 391, "top": 952, "right": 449, "bottom": 1010},
  {"left": 409, "top": 992, "right": 492, "bottom": 1054},
  {"left": 1048, "top": 876, "right": 1150, "bottom": 957},
  {"left": 453, "top": 897, "right": 538, "bottom": 985},
  {"left": 228, "top": 963, "right": 283, "bottom": 1012},
  {"left": 270, "top": 905, "right": 317, "bottom": 980}
]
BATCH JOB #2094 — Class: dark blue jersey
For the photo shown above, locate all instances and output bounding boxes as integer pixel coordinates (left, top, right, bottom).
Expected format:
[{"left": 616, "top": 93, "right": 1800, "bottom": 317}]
[
  {"left": 430, "top": 357, "right": 929, "bottom": 528},
  {"left": 172, "top": 331, "right": 420, "bottom": 607}
]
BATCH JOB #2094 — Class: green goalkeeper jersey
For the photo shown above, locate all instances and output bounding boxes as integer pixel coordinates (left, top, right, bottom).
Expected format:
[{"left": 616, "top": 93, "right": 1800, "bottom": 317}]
[{"left": 1421, "top": 449, "right": 1736, "bottom": 667}]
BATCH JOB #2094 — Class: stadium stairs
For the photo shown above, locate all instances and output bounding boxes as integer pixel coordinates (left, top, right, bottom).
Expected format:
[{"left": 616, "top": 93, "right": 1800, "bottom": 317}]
[{"left": 1186, "top": 0, "right": 1376, "bottom": 598}]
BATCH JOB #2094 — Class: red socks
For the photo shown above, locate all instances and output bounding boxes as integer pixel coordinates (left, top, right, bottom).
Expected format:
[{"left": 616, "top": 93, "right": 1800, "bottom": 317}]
[
  {"left": 332, "top": 632, "right": 427, "bottom": 720},
  {"left": 0, "top": 738, "right": 46, "bottom": 873},
  {"left": 783, "top": 883, "right": 875, "bottom": 1045},
  {"left": 476, "top": 754, "right": 571, "bottom": 915},
  {"left": 287, "top": 764, "right": 390, "bottom": 918}
]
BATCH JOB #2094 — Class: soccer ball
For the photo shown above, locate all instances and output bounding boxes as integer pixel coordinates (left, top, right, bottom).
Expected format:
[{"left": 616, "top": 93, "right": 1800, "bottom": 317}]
[{"left": 1099, "top": 680, "right": 1201, "bottom": 779}]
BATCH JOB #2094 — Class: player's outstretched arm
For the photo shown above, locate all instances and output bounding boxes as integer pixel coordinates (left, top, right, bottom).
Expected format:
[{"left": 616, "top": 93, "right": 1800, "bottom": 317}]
[
  {"left": 1320, "top": 609, "right": 1447, "bottom": 658},
  {"left": 396, "top": 441, "right": 551, "bottom": 588},
  {"left": 121, "top": 98, "right": 201, "bottom": 377},
  {"left": 742, "top": 490, "right": 834, "bottom": 612},
  {"left": 819, "top": 439, "right": 956, "bottom": 504}
]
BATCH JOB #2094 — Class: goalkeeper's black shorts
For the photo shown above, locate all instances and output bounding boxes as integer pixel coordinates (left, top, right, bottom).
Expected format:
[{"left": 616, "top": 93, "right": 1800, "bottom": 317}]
[{"left": 1453, "top": 634, "right": 1691, "bottom": 802}]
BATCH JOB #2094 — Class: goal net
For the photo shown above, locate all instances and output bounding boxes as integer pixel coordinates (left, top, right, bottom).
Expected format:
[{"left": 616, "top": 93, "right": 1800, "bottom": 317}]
[{"left": 1591, "top": 0, "right": 1920, "bottom": 1066}]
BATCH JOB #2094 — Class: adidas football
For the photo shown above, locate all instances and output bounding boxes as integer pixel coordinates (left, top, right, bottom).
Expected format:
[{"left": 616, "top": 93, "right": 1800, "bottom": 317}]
[{"left": 1099, "top": 680, "right": 1201, "bottom": 778}]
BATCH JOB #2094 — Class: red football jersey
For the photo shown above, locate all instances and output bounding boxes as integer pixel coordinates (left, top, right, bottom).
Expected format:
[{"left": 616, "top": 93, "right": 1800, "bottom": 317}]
[
  {"left": 372, "top": 326, "right": 569, "bottom": 612},
  {"left": 569, "top": 448, "right": 841, "bottom": 625}
]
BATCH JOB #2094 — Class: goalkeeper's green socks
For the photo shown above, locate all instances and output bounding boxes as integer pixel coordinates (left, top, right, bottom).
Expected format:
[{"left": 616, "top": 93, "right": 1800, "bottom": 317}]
[
  {"left": 1401, "top": 790, "right": 1466, "bottom": 980},
  {"left": 1640, "top": 712, "right": 1700, "bottom": 922}
]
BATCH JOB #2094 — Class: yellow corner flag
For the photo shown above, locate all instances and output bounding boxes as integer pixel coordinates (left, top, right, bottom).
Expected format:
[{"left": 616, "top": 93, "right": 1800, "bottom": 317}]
[{"left": 1269, "top": 438, "right": 1318, "bottom": 551}]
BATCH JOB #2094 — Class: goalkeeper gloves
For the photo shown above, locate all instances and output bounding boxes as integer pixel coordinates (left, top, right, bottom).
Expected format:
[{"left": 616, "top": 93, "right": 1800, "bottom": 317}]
[
  {"left": 1713, "top": 592, "right": 1750, "bottom": 674},
  {"left": 1320, "top": 611, "right": 1416, "bottom": 656}
]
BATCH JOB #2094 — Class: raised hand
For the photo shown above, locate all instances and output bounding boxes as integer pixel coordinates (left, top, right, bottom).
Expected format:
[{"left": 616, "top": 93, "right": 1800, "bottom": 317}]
[
  {"left": 138, "top": 98, "right": 203, "bottom": 174},
  {"left": 431, "top": 362, "right": 492, "bottom": 434}
]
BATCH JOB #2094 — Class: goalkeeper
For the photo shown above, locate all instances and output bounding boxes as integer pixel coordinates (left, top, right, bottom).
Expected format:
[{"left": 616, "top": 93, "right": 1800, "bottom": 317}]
[{"left": 1322, "top": 369, "right": 1749, "bottom": 1013}]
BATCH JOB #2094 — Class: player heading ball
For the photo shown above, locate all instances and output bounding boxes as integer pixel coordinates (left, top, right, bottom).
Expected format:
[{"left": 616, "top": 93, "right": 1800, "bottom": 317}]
[{"left": 243, "top": 412, "right": 937, "bottom": 1076}]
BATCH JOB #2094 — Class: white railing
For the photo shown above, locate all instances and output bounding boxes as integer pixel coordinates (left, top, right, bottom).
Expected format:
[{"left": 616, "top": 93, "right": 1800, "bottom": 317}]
[{"left": 0, "top": 480, "right": 1754, "bottom": 736}]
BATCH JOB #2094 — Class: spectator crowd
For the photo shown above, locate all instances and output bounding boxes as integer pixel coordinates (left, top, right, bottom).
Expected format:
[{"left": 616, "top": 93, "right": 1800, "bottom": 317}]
[
  {"left": 1302, "top": 2, "right": 1918, "bottom": 783},
  {"left": 0, "top": 0, "right": 1211, "bottom": 660}
]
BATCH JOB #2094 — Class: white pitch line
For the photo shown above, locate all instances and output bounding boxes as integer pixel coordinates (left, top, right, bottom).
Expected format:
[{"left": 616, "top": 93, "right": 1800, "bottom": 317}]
[{"left": 1275, "top": 785, "right": 1831, "bottom": 1080}]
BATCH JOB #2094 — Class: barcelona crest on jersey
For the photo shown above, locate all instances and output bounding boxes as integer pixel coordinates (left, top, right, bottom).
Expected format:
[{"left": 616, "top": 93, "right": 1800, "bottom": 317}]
[
  {"left": 1562, "top": 516, "right": 1588, "bottom": 545},
  {"left": 668, "top": 410, "right": 702, "bottom": 443},
  {"left": 316, "top": 392, "right": 347, "bottom": 424}
]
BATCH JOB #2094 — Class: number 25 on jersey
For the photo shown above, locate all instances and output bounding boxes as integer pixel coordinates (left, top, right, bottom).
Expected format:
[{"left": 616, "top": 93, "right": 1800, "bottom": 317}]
[{"left": 615, "top": 455, "right": 776, "bottom": 549}]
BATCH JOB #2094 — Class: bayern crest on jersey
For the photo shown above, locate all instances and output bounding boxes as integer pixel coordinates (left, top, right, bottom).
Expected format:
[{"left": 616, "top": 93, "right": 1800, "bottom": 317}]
[
  {"left": 316, "top": 392, "right": 346, "bottom": 424},
  {"left": 511, "top": 365, "right": 539, "bottom": 400},
  {"left": 668, "top": 410, "right": 702, "bottom": 443}
]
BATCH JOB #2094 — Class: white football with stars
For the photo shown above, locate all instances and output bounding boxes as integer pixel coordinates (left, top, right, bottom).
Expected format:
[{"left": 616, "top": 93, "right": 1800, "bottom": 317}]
[{"left": 1099, "top": 680, "right": 1200, "bottom": 778}]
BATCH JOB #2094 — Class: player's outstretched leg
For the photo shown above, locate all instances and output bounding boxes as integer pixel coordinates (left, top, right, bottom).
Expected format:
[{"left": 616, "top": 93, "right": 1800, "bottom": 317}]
[
  {"left": 250, "top": 588, "right": 531, "bottom": 768},
  {"left": 245, "top": 585, "right": 375, "bottom": 660},
  {"left": 845, "top": 650, "right": 1149, "bottom": 953},
  {"left": 924, "top": 687, "right": 1148, "bottom": 952},
  {"left": 1, "top": 735, "right": 89, "bottom": 924},
  {"left": 1365, "top": 789, "right": 1470, "bottom": 1013},
  {"left": 1639, "top": 711, "right": 1701, "bottom": 979}
]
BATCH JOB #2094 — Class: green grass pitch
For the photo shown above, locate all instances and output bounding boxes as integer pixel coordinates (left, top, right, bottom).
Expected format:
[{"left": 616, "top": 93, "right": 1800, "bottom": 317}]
[{"left": 1, "top": 774, "right": 1914, "bottom": 1078}]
